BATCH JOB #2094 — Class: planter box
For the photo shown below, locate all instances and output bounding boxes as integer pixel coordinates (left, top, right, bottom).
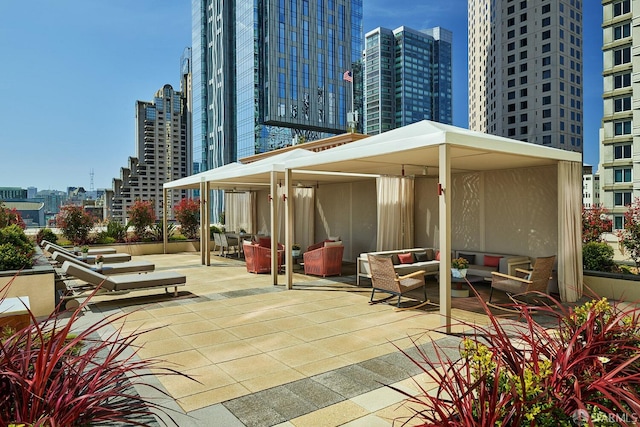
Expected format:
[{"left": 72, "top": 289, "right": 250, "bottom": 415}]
[
  {"left": 583, "top": 270, "right": 640, "bottom": 302},
  {"left": 0, "top": 248, "right": 56, "bottom": 318},
  {"left": 109, "top": 240, "right": 200, "bottom": 256}
]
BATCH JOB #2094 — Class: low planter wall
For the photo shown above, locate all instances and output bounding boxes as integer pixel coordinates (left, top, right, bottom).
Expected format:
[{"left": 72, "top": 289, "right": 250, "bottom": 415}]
[
  {"left": 583, "top": 270, "right": 640, "bottom": 302},
  {"left": 109, "top": 240, "right": 201, "bottom": 256},
  {"left": 0, "top": 248, "right": 56, "bottom": 318}
]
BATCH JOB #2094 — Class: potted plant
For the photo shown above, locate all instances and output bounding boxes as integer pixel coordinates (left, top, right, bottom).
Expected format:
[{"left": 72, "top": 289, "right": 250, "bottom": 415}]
[
  {"left": 292, "top": 243, "right": 301, "bottom": 257},
  {"left": 81, "top": 246, "right": 89, "bottom": 260},
  {"left": 451, "top": 257, "right": 469, "bottom": 278},
  {"left": 95, "top": 255, "right": 104, "bottom": 271}
]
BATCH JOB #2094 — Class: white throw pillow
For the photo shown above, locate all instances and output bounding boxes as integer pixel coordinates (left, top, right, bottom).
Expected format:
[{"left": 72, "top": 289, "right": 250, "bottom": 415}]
[{"left": 324, "top": 240, "right": 343, "bottom": 247}]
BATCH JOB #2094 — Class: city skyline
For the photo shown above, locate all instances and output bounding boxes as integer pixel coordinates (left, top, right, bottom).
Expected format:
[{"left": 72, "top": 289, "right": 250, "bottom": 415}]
[{"left": 0, "top": 1, "right": 602, "bottom": 191}]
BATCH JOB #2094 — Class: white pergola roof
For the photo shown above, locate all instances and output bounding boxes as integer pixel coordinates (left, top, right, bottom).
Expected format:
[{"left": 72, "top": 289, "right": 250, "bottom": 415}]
[
  {"left": 285, "top": 121, "right": 581, "bottom": 179},
  {"left": 164, "top": 149, "right": 318, "bottom": 191}
]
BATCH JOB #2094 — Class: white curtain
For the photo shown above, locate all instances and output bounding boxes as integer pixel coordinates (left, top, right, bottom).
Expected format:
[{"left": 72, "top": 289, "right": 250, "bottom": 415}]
[
  {"left": 294, "top": 187, "right": 314, "bottom": 251},
  {"left": 558, "top": 161, "right": 583, "bottom": 302},
  {"left": 224, "top": 192, "right": 254, "bottom": 233},
  {"left": 376, "top": 176, "right": 415, "bottom": 251},
  {"left": 276, "top": 186, "right": 314, "bottom": 249}
]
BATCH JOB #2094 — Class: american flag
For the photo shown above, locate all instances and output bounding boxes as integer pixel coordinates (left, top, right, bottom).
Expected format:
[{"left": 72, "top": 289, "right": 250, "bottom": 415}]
[{"left": 343, "top": 70, "right": 353, "bottom": 82}]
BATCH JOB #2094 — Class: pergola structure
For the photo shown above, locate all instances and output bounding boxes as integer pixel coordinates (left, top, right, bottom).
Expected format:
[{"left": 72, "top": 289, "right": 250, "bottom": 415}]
[{"left": 164, "top": 120, "right": 583, "bottom": 330}]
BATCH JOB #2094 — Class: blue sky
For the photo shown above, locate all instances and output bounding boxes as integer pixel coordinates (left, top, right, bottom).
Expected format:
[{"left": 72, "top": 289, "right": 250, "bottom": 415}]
[{"left": 0, "top": 1, "right": 602, "bottom": 192}]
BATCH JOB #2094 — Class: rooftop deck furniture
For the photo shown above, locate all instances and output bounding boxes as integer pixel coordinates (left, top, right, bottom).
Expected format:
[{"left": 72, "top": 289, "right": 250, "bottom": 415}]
[
  {"left": 303, "top": 241, "right": 344, "bottom": 277},
  {"left": 60, "top": 260, "right": 186, "bottom": 308},
  {"left": 51, "top": 251, "right": 155, "bottom": 275},
  {"left": 41, "top": 240, "right": 117, "bottom": 255},
  {"left": 367, "top": 254, "right": 427, "bottom": 308},
  {"left": 489, "top": 255, "right": 556, "bottom": 303},
  {"left": 44, "top": 244, "right": 131, "bottom": 264},
  {"left": 243, "top": 241, "right": 284, "bottom": 274}
]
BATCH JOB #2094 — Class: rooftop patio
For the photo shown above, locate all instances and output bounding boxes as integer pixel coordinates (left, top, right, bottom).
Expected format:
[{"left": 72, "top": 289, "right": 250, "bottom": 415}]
[{"left": 69, "top": 251, "right": 499, "bottom": 427}]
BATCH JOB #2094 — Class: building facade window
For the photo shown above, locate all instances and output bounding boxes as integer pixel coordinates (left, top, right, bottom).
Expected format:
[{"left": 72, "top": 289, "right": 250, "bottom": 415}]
[
  {"left": 614, "top": 167, "right": 632, "bottom": 183},
  {"left": 613, "top": 0, "right": 631, "bottom": 17},
  {"left": 614, "top": 192, "right": 632, "bottom": 206},
  {"left": 614, "top": 120, "right": 632, "bottom": 135},
  {"left": 614, "top": 144, "right": 632, "bottom": 159},
  {"left": 614, "top": 47, "right": 631, "bottom": 65}
]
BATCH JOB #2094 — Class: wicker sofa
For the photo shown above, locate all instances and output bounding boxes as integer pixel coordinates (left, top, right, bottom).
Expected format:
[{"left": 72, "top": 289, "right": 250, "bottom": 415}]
[{"left": 357, "top": 248, "right": 439, "bottom": 286}]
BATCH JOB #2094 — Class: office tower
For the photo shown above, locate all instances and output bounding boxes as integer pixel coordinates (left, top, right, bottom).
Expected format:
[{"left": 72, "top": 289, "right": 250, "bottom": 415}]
[
  {"left": 468, "top": 0, "right": 583, "bottom": 152},
  {"left": 108, "top": 84, "right": 191, "bottom": 223},
  {"left": 192, "top": 0, "right": 363, "bottom": 172},
  {"left": 364, "top": 26, "right": 453, "bottom": 135},
  {"left": 600, "top": 0, "right": 634, "bottom": 229}
]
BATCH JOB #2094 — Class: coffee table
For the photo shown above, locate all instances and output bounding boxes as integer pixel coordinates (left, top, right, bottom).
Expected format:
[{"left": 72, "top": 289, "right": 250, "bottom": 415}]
[{"left": 438, "top": 274, "right": 486, "bottom": 297}]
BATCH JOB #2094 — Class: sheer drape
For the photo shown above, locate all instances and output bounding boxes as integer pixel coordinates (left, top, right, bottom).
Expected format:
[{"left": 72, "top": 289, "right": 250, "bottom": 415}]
[
  {"left": 224, "top": 192, "right": 255, "bottom": 233},
  {"left": 276, "top": 186, "right": 314, "bottom": 249},
  {"left": 376, "top": 176, "right": 414, "bottom": 251},
  {"left": 558, "top": 161, "right": 583, "bottom": 302}
]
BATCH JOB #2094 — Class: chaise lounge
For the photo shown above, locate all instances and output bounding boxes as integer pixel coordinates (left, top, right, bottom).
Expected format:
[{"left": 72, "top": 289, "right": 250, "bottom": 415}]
[
  {"left": 60, "top": 261, "right": 186, "bottom": 308},
  {"left": 41, "top": 240, "right": 117, "bottom": 255},
  {"left": 44, "top": 244, "right": 132, "bottom": 264},
  {"left": 51, "top": 251, "right": 155, "bottom": 275}
]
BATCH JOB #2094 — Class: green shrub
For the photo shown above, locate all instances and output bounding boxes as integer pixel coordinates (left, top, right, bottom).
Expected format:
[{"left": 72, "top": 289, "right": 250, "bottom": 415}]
[
  {"left": 0, "top": 243, "right": 34, "bottom": 270},
  {"left": 210, "top": 224, "right": 224, "bottom": 237},
  {"left": 35, "top": 228, "right": 58, "bottom": 245},
  {"left": 0, "top": 225, "right": 34, "bottom": 259},
  {"left": 94, "top": 234, "right": 116, "bottom": 245},
  {"left": 104, "top": 220, "right": 128, "bottom": 242},
  {"left": 169, "top": 234, "right": 187, "bottom": 241},
  {"left": 582, "top": 241, "right": 615, "bottom": 272},
  {"left": 148, "top": 222, "right": 175, "bottom": 242}
]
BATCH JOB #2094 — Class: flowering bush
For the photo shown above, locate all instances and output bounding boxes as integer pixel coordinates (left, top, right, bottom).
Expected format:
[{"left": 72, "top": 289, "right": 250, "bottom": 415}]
[
  {"left": 582, "top": 205, "right": 612, "bottom": 244},
  {"left": 391, "top": 293, "right": 640, "bottom": 425},
  {"left": 127, "top": 200, "right": 156, "bottom": 240},
  {"left": 174, "top": 198, "right": 200, "bottom": 239},
  {"left": 0, "top": 203, "right": 25, "bottom": 230},
  {"left": 617, "top": 197, "right": 640, "bottom": 268},
  {"left": 56, "top": 205, "right": 95, "bottom": 245}
]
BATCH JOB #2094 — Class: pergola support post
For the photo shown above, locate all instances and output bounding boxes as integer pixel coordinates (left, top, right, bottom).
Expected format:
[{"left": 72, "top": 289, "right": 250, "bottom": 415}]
[{"left": 439, "top": 144, "right": 452, "bottom": 333}]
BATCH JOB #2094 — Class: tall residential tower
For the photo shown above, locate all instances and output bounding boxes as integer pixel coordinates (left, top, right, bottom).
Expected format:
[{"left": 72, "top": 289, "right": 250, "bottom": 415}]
[
  {"left": 364, "top": 26, "right": 453, "bottom": 135},
  {"left": 192, "top": 0, "right": 364, "bottom": 173},
  {"left": 468, "top": 0, "right": 583, "bottom": 152},
  {"left": 600, "top": 0, "right": 634, "bottom": 228}
]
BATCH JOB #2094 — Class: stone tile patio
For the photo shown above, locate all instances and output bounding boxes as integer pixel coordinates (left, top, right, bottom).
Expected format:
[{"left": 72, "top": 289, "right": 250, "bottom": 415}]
[{"left": 67, "top": 252, "right": 488, "bottom": 426}]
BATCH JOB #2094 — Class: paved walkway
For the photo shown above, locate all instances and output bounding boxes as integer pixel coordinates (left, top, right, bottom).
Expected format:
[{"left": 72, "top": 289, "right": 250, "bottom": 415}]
[{"left": 70, "top": 252, "right": 489, "bottom": 426}]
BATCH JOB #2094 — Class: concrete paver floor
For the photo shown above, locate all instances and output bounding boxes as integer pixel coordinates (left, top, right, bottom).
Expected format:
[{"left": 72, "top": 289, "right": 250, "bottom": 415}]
[{"left": 68, "top": 252, "right": 488, "bottom": 426}]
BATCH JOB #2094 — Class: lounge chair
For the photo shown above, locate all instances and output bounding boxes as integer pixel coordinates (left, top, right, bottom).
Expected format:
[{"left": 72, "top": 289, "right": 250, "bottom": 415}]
[
  {"left": 489, "top": 255, "right": 556, "bottom": 303},
  {"left": 44, "top": 244, "right": 131, "bottom": 264},
  {"left": 41, "top": 240, "right": 117, "bottom": 255},
  {"left": 367, "top": 254, "right": 428, "bottom": 308},
  {"left": 60, "top": 261, "right": 186, "bottom": 308},
  {"left": 51, "top": 251, "right": 155, "bottom": 275}
]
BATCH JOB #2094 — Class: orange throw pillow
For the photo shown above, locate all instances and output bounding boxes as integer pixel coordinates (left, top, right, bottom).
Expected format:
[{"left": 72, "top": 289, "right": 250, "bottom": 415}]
[{"left": 398, "top": 253, "right": 414, "bottom": 264}]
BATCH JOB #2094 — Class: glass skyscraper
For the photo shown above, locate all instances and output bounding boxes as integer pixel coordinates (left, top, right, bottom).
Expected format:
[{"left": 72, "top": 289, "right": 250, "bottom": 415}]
[
  {"left": 192, "top": 0, "right": 363, "bottom": 173},
  {"left": 364, "top": 26, "right": 453, "bottom": 135}
]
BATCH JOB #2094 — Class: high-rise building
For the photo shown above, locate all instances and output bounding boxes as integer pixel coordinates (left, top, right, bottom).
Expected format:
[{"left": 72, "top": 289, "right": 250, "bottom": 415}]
[
  {"left": 108, "top": 84, "right": 191, "bottom": 223},
  {"left": 192, "top": 0, "right": 363, "bottom": 172},
  {"left": 600, "top": 0, "right": 634, "bottom": 229},
  {"left": 468, "top": 0, "right": 583, "bottom": 152},
  {"left": 363, "top": 26, "right": 452, "bottom": 135},
  {"left": 583, "top": 164, "right": 600, "bottom": 209}
]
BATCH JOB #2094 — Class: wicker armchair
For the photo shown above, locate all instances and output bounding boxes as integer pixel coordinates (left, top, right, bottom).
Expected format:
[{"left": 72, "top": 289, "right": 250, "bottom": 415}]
[
  {"left": 367, "top": 254, "right": 427, "bottom": 308},
  {"left": 489, "top": 255, "right": 556, "bottom": 302},
  {"left": 303, "top": 243, "right": 344, "bottom": 277},
  {"left": 243, "top": 241, "right": 284, "bottom": 274}
]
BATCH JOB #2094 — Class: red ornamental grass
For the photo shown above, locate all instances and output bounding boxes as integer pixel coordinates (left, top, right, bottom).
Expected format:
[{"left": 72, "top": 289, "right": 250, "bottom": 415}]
[
  {"left": 0, "top": 277, "right": 194, "bottom": 426},
  {"left": 389, "top": 289, "right": 640, "bottom": 426}
]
